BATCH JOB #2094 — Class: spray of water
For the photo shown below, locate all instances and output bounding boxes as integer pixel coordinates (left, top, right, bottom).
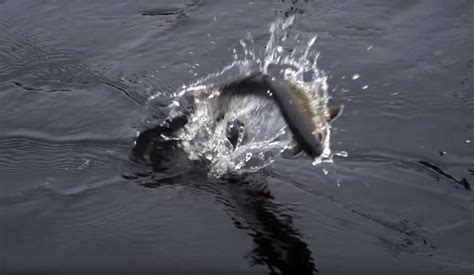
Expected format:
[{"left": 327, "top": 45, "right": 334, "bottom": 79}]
[{"left": 147, "top": 16, "right": 345, "bottom": 177}]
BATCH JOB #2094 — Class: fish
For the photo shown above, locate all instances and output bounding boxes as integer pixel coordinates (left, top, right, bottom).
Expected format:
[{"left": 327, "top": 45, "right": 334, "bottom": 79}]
[
  {"left": 217, "top": 72, "right": 343, "bottom": 159},
  {"left": 132, "top": 71, "right": 343, "bottom": 163}
]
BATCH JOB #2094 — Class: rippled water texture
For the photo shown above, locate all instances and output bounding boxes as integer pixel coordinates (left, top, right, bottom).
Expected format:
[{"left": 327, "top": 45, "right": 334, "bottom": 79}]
[{"left": 1, "top": 1, "right": 473, "bottom": 274}]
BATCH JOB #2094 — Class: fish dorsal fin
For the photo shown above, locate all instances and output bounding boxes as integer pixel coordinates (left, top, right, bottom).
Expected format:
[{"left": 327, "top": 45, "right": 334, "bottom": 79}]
[{"left": 281, "top": 137, "right": 304, "bottom": 159}]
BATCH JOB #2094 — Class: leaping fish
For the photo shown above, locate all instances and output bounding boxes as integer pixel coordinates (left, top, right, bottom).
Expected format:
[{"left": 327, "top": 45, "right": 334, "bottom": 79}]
[
  {"left": 132, "top": 72, "right": 343, "bottom": 163},
  {"left": 217, "top": 72, "right": 343, "bottom": 159}
]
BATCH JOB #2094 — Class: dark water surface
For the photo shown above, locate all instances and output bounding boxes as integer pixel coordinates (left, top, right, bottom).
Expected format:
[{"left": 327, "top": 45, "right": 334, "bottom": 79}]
[{"left": 1, "top": 1, "right": 473, "bottom": 274}]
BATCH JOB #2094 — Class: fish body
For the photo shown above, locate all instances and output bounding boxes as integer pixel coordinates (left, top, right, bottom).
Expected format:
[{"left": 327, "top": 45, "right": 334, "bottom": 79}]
[
  {"left": 132, "top": 72, "right": 342, "bottom": 163},
  {"left": 218, "top": 72, "right": 342, "bottom": 159}
]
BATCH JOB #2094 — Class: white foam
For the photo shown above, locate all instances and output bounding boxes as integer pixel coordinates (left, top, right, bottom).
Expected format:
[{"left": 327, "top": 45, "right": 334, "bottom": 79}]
[{"left": 152, "top": 16, "right": 341, "bottom": 176}]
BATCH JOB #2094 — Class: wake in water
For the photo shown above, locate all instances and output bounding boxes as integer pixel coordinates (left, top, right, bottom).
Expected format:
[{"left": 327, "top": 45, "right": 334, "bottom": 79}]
[{"left": 139, "top": 16, "right": 346, "bottom": 177}]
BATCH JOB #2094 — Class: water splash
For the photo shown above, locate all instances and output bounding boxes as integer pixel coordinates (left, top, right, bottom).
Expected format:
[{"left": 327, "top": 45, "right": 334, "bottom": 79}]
[{"left": 148, "top": 16, "right": 345, "bottom": 177}]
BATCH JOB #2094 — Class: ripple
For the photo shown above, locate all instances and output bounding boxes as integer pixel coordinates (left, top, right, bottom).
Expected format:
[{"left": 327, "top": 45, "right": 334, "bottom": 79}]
[
  {"left": 0, "top": 18, "right": 77, "bottom": 79},
  {"left": 334, "top": 149, "right": 473, "bottom": 193},
  {"left": 265, "top": 169, "right": 437, "bottom": 257},
  {"left": 0, "top": 18, "right": 147, "bottom": 105},
  {"left": 141, "top": 7, "right": 184, "bottom": 16},
  {"left": 0, "top": 134, "right": 130, "bottom": 197}
]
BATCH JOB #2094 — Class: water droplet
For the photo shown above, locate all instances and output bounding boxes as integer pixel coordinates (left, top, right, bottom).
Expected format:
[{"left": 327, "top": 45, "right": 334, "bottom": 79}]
[
  {"left": 366, "top": 45, "right": 373, "bottom": 51},
  {"left": 467, "top": 140, "right": 471, "bottom": 143},
  {"left": 312, "top": 158, "right": 322, "bottom": 166},
  {"left": 362, "top": 85, "right": 369, "bottom": 90},
  {"left": 352, "top": 74, "right": 360, "bottom": 80},
  {"left": 322, "top": 168, "right": 328, "bottom": 175},
  {"left": 162, "top": 16, "right": 336, "bottom": 177},
  {"left": 336, "top": 151, "right": 348, "bottom": 157},
  {"left": 245, "top": 152, "right": 252, "bottom": 161}
]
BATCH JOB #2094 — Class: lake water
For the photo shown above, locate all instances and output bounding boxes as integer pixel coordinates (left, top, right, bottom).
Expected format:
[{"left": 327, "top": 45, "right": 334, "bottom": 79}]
[{"left": 0, "top": 1, "right": 473, "bottom": 274}]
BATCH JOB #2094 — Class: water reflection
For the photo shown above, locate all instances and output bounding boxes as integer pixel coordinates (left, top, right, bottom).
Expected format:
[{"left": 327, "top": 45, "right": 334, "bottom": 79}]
[
  {"left": 224, "top": 175, "right": 316, "bottom": 274},
  {"left": 127, "top": 128, "right": 317, "bottom": 274}
]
